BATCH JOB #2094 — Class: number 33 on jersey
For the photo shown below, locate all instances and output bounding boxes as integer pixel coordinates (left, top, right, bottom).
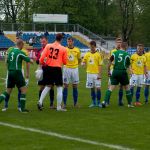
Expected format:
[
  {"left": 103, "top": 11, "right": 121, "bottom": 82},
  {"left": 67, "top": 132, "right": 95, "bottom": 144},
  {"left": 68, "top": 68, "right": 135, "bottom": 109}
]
[{"left": 39, "top": 42, "right": 67, "bottom": 67}]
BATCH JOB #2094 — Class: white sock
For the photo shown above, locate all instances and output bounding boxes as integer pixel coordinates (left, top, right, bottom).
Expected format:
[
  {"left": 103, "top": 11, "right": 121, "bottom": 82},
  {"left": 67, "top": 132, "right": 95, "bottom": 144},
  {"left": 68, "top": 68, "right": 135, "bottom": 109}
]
[
  {"left": 57, "top": 87, "right": 63, "bottom": 110},
  {"left": 39, "top": 86, "right": 51, "bottom": 105}
]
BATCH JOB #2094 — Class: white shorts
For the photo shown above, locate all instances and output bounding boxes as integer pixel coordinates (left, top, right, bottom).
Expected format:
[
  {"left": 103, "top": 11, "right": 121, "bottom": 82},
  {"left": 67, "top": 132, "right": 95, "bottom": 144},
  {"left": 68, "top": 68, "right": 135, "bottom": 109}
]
[
  {"left": 144, "top": 71, "right": 150, "bottom": 85},
  {"left": 130, "top": 74, "right": 144, "bottom": 87},
  {"left": 86, "top": 73, "right": 101, "bottom": 88},
  {"left": 63, "top": 67, "right": 79, "bottom": 84}
]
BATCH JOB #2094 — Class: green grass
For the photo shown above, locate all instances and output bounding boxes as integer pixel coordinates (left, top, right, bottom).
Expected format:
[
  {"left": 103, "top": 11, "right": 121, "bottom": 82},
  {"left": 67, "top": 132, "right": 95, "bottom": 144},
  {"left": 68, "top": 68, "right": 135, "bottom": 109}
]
[{"left": 0, "top": 60, "right": 150, "bottom": 150}]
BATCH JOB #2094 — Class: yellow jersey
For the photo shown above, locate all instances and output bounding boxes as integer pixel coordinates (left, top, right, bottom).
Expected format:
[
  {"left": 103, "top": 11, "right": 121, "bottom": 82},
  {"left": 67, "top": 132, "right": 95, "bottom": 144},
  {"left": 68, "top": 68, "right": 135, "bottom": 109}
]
[
  {"left": 109, "top": 48, "right": 117, "bottom": 70},
  {"left": 145, "top": 52, "right": 150, "bottom": 71},
  {"left": 65, "top": 47, "right": 81, "bottom": 68},
  {"left": 130, "top": 53, "right": 146, "bottom": 75},
  {"left": 82, "top": 51, "right": 103, "bottom": 74}
]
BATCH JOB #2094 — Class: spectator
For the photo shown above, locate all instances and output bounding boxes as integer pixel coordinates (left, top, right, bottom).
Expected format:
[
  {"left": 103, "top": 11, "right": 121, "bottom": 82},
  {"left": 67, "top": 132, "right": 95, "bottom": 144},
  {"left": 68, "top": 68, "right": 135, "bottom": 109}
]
[{"left": 44, "top": 30, "right": 49, "bottom": 37}]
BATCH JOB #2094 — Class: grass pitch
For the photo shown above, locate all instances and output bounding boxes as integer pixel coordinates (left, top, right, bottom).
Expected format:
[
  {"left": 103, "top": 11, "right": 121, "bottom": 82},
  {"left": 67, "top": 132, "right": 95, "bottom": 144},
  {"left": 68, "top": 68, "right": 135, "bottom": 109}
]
[{"left": 0, "top": 60, "right": 150, "bottom": 150}]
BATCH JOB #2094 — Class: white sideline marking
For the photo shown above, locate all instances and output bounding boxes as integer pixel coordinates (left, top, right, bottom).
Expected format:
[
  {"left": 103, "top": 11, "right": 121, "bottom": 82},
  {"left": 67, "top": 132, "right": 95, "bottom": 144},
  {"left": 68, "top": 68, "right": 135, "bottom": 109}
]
[{"left": 0, "top": 122, "right": 135, "bottom": 150}]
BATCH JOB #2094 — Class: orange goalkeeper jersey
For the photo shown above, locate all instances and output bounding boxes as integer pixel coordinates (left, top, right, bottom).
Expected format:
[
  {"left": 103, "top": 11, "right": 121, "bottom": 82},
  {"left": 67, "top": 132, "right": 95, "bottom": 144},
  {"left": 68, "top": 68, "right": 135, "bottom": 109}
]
[{"left": 39, "top": 41, "right": 67, "bottom": 67}]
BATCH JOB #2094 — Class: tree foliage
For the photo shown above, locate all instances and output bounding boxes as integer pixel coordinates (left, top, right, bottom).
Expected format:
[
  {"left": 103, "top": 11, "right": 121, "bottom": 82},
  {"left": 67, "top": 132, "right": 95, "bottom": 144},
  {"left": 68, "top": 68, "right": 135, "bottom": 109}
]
[{"left": 0, "top": 0, "right": 149, "bottom": 45}]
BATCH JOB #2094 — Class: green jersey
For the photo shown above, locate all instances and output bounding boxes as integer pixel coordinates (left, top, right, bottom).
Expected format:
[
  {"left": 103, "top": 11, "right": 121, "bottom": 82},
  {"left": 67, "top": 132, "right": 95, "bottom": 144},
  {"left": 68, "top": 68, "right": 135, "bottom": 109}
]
[
  {"left": 7, "top": 48, "right": 30, "bottom": 71},
  {"left": 112, "top": 50, "right": 130, "bottom": 70}
]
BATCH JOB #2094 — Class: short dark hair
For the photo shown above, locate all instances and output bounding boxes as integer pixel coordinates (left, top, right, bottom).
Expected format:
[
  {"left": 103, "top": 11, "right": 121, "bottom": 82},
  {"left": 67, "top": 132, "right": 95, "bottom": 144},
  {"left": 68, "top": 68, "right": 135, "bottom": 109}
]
[
  {"left": 137, "top": 44, "right": 144, "bottom": 47},
  {"left": 90, "top": 40, "right": 96, "bottom": 47},
  {"left": 16, "top": 39, "right": 24, "bottom": 46},
  {"left": 116, "top": 37, "right": 122, "bottom": 42},
  {"left": 56, "top": 33, "right": 63, "bottom": 41},
  {"left": 121, "top": 42, "right": 128, "bottom": 50},
  {"left": 67, "top": 37, "right": 74, "bottom": 41}
]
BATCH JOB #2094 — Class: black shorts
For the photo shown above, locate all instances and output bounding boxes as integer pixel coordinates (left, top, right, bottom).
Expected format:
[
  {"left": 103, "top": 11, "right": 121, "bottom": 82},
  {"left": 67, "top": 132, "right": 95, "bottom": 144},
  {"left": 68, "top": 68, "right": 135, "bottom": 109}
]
[
  {"left": 38, "top": 66, "right": 47, "bottom": 86},
  {"left": 44, "top": 66, "right": 63, "bottom": 86}
]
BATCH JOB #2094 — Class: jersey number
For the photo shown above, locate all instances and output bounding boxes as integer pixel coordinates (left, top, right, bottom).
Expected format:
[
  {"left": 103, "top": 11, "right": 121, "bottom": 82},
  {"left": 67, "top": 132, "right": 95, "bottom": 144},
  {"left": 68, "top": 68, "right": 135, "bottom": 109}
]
[
  {"left": 10, "top": 52, "right": 14, "bottom": 61},
  {"left": 49, "top": 48, "right": 59, "bottom": 59},
  {"left": 118, "top": 54, "right": 123, "bottom": 62}
]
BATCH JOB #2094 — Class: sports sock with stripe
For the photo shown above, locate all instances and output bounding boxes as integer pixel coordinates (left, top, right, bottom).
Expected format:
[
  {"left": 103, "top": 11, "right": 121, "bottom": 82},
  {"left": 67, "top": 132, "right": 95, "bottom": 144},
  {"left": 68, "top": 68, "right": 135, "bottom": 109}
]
[
  {"left": 144, "top": 86, "right": 149, "bottom": 102},
  {"left": 91, "top": 88, "right": 96, "bottom": 105},
  {"left": 104, "top": 90, "right": 112, "bottom": 104},
  {"left": 57, "top": 87, "right": 63, "bottom": 110},
  {"left": 96, "top": 89, "right": 101, "bottom": 105},
  {"left": 39, "top": 86, "right": 51, "bottom": 105},
  {"left": 50, "top": 89, "right": 54, "bottom": 106},
  {"left": 20, "top": 94, "right": 26, "bottom": 111},
  {"left": 63, "top": 87, "right": 68, "bottom": 105},
  {"left": 73, "top": 87, "right": 78, "bottom": 106},
  {"left": 118, "top": 88, "right": 123, "bottom": 104},
  {"left": 126, "top": 90, "right": 132, "bottom": 105},
  {"left": 136, "top": 87, "right": 141, "bottom": 102},
  {"left": 0, "top": 92, "right": 9, "bottom": 104}
]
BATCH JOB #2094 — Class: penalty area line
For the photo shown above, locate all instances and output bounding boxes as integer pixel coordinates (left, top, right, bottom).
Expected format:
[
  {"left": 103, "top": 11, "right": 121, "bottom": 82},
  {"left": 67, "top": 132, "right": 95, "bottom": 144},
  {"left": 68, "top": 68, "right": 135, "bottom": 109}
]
[{"left": 0, "top": 121, "right": 135, "bottom": 150}]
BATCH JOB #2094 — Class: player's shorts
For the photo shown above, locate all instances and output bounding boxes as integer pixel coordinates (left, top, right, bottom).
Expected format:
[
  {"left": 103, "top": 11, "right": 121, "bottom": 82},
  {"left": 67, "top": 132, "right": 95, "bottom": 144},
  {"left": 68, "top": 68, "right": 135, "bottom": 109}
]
[
  {"left": 144, "top": 71, "right": 150, "bottom": 85},
  {"left": 38, "top": 66, "right": 47, "bottom": 86},
  {"left": 111, "top": 69, "right": 129, "bottom": 86},
  {"left": 63, "top": 67, "right": 79, "bottom": 84},
  {"left": 7, "top": 70, "right": 26, "bottom": 88},
  {"left": 44, "top": 66, "right": 63, "bottom": 86},
  {"left": 86, "top": 73, "right": 101, "bottom": 88},
  {"left": 130, "top": 74, "right": 144, "bottom": 87}
]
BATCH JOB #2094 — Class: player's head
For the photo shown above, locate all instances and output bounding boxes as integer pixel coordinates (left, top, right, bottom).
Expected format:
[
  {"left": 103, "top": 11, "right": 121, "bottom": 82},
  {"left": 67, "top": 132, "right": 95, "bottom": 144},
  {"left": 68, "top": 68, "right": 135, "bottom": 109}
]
[
  {"left": 56, "top": 33, "right": 63, "bottom": 42},
  {"left": 67, "top": 37, "right": 74, "bottom": 48},
  {"left": 137, "top": 44, "right": 144, "bottom": 55},
  {"left": 40, "top": 36, "right": 48, "bottom": 48},
  {"left": 90, "top": 40, "right": 96, "bottom": 52},
  {"left": 16, "top": 39, "right": 24, "bottom": 50},
  {"left": 121, "top": 42, "right": 128, "bottom": 51},
  {"left": 115, "top": 38, "right": 122, "bottom": 49}
]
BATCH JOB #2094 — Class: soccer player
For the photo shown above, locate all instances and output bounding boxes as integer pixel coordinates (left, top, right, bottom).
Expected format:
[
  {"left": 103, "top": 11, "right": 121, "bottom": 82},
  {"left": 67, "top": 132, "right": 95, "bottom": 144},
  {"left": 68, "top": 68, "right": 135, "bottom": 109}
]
[
  {"left": 0, "top": 39, "right": 33, "bottom": 112},
  {"left": 63, "top": 37, "right": 81, "bottom": 108},
  {"left": 130, "top": 44, "right": 147, "bottom": 106},
  {"left": 102, "top": 42, "right": 133, "bottom": 108},
  {"left": 37, "top": 33, "right": 67, "bottom": 111},
  {"left": 82, "top": 41, "right": 103, "bottom": 108},
  {"left": 108, "top": 38, "right": 124, "bottom": 106},
  {"left": 2, "top": 40, "right": 30, "bottom": 112},
  {"left": 144, "top": 49, "right": 150, "bottom": 103},
  {"left": 35, "top": 36, "right": 55, "bottom": 109}
]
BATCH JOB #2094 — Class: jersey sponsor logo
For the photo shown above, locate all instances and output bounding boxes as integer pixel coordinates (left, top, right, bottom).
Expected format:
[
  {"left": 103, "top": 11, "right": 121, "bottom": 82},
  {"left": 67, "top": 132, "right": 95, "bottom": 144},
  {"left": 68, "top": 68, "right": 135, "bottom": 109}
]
[
  {"left": 89, "top": 57, "right": 94, "bottom": 64},
  {"left": 68, "top": 54, "right": 74, "bottom": 61}
]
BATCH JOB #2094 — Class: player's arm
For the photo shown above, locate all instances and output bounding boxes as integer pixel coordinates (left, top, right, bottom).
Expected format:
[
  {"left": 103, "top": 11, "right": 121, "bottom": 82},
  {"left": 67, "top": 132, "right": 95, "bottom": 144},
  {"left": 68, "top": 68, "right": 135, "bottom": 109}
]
[
  {"left": 81, "top": 53, "right": 87, "bottom": 66},
  {"left": 39, "top": 45, "right": 48, "bottom": 65},
  {"left": 144, "top": 57, "right": 148, "bottom": 77},
  {"left": 21, "top": 53, "right": 33, "bottom": 64},
  {"left": 62, "top": 48, "right": 67, "bottom": 65},
  {"left": 97, "top": 54, "right": 103, "bottom": 79},
  {"left": 78, "top": 49, "right": 82, "bottom": 64},
  {"left": 97, "top": 65, "right": 102, "bottom": 79},
  {"left": 108, "top": 55, "right": 114, "bottom": 76}
]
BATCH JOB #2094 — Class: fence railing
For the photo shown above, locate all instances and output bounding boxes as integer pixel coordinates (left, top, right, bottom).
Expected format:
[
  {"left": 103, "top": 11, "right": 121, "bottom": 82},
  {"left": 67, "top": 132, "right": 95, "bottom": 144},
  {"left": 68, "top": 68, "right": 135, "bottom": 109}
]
[{"left": 0, "top": 23, "right": 108, "bottom": 48}]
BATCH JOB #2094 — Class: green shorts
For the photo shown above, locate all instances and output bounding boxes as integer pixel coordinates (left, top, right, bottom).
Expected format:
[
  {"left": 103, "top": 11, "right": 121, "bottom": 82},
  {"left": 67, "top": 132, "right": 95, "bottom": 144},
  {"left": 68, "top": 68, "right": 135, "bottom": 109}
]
[
  {"left": 7, "top": 70, "right": 25, "bottom": 88},
  {"left": 110, "top": 69, "right": 129, "bottom": 86}
]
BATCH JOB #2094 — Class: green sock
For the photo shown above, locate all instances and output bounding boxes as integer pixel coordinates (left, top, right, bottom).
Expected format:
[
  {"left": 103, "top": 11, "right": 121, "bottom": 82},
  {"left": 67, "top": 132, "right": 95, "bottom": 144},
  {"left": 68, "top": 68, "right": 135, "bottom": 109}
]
[
  {"left": 126, "top": 90, "right": 132, "bottom": 105},
  {"left": 20, "top": 94, "right": 26, "bottom": 111},
  {"left": 0, "top": 92, "right": 9, "bottom": 103},
  {"left": 104, "top": 90, "right": 112, "bottom": 103}
]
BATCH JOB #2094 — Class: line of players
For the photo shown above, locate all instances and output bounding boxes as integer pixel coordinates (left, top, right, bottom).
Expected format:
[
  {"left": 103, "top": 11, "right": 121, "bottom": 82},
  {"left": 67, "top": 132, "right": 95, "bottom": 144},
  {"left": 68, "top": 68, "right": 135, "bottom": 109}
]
[{"left": 0, "top": 34, "right": 150, "bottom": 112}]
